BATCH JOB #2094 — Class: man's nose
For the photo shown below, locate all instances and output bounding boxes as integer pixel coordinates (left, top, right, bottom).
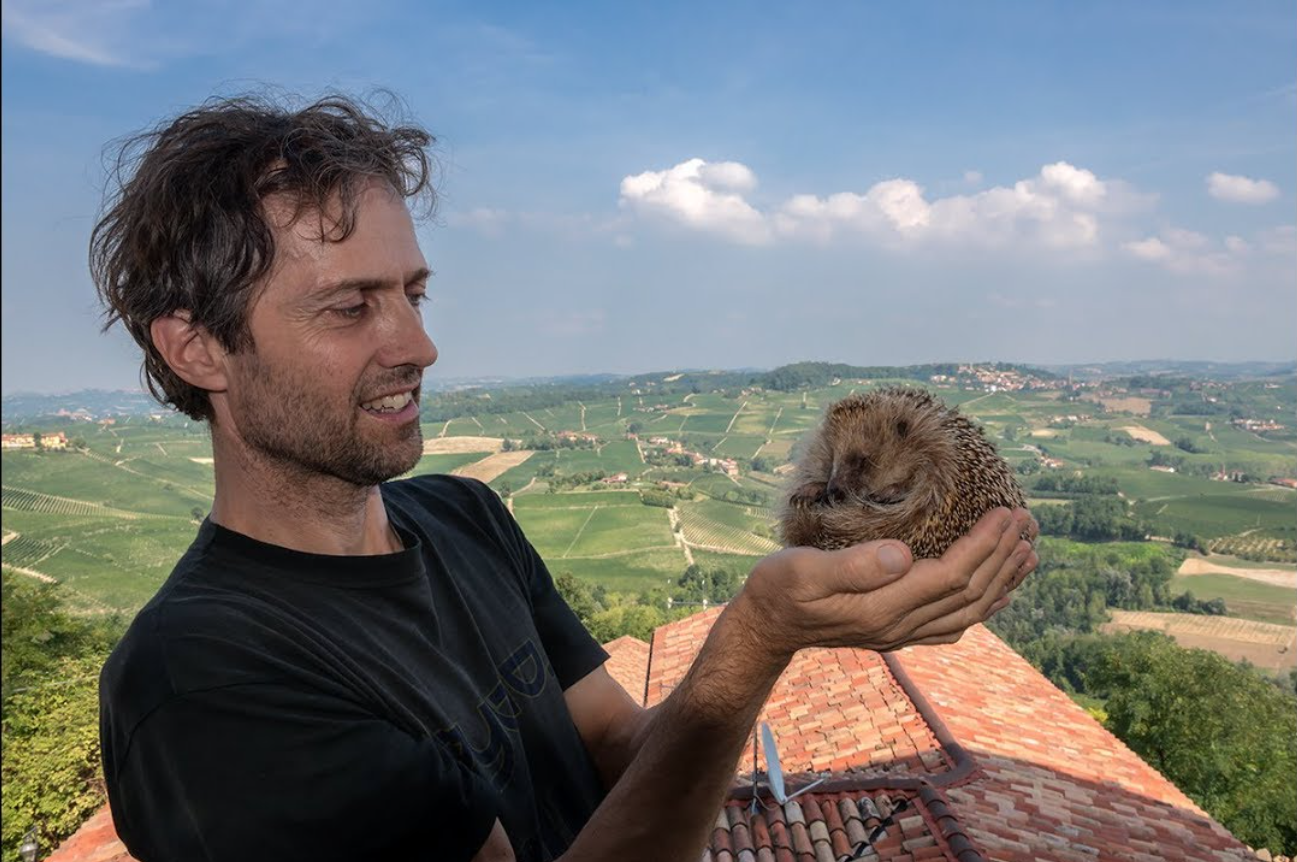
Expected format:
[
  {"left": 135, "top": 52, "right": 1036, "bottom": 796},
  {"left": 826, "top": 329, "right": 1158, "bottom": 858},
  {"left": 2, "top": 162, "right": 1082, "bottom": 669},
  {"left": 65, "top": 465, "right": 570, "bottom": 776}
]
[{"left": 378, "top": 297, "right": 438, "bottom": 370}]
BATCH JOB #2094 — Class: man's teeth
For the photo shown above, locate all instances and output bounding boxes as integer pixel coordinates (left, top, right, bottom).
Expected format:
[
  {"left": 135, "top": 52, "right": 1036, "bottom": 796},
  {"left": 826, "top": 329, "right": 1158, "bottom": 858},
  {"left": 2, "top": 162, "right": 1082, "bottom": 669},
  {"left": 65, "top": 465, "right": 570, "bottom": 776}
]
[{"left": 361, "top": 392, "right": 413, "bottom": 413}]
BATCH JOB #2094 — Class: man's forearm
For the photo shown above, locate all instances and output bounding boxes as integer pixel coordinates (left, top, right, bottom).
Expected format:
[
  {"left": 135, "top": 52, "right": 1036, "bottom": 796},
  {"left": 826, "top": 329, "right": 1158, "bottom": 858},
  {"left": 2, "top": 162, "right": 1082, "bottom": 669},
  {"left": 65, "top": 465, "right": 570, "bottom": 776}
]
[{"left": 561, "top": 592, "right": 789, "bottom": 861}]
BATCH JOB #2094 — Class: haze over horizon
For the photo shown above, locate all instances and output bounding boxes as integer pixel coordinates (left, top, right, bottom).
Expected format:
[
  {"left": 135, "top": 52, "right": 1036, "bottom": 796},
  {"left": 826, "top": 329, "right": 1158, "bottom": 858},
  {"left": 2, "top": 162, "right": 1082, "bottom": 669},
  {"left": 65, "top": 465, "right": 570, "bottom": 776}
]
[{"left": 3, "top": 1, "right": 1295, "bottom": 396}]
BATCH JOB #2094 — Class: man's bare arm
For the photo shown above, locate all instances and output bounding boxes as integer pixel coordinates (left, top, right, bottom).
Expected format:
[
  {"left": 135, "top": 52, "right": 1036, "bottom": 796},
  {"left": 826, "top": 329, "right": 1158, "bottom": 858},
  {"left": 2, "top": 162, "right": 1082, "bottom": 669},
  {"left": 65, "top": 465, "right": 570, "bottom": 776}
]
[{"left": 546, "top": 507, "right": 1036, "bottom": 862}]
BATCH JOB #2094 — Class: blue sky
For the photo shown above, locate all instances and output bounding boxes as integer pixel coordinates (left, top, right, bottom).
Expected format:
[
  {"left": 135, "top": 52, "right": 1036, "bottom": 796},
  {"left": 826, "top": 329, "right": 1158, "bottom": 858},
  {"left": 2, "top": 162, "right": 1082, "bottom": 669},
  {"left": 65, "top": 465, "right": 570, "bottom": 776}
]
[{"left": 2, "top": 1, "right": 1294, "bottom": 394}]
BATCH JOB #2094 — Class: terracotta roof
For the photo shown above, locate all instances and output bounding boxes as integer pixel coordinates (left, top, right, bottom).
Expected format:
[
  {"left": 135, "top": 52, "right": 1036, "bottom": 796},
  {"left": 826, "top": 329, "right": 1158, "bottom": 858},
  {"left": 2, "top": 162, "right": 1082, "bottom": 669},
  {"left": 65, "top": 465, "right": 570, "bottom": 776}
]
[
  {"left": 44, "top": 807, "right": 134, "bottom": 862},
  {"left": 636, "top": 613, "right": 1257, "bottom": 862},
  {"left": 889, "top": 625, "right": 1250, "bottom": 862},
  {"left": 702, "top": 789, "right": 969, "bottom": 862},
  {"left": 603, "top": 634, "right": 651, "bottom": 703}
]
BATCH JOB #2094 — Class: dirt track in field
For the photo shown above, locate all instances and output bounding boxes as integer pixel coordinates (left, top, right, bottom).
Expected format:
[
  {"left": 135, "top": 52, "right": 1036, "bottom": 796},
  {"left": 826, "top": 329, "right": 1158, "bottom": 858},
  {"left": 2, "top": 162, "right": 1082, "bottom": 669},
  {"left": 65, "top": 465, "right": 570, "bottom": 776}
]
[
  {"left": 1119, "top": 424, "right": 1171, "bottom": 446},
  {"left": 1177, "top": 557, "right": 1297, "bottom": 589},
  {"left": 452, "top": 451, "right": 533, "bottom": 483},
  {"left": 423, "top": 436, "right": 504, "bottom": 455}
]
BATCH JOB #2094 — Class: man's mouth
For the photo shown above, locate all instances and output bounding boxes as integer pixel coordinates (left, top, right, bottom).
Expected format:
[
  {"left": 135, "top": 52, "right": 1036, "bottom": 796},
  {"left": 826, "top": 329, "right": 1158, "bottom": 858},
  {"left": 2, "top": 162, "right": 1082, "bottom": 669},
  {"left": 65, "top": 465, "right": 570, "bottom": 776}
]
[{"left": 360, "top": 390, "right": 415, "bottom": 414}]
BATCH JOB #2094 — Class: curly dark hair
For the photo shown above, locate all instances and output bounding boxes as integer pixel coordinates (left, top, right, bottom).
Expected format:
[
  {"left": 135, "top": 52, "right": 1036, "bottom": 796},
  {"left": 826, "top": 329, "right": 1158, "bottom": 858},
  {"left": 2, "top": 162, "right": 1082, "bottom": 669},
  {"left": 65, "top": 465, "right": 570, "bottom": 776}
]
[{"left": 90, "top": 91, "right": 436, "bottom": 421}]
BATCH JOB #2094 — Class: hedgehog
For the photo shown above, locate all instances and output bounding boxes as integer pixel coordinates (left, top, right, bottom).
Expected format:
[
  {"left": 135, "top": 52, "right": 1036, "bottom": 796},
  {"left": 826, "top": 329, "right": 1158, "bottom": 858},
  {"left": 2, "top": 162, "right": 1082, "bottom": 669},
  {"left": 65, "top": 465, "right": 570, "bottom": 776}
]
[{"left": 776, "top": 387, "right": 1028, "bottom": 558}]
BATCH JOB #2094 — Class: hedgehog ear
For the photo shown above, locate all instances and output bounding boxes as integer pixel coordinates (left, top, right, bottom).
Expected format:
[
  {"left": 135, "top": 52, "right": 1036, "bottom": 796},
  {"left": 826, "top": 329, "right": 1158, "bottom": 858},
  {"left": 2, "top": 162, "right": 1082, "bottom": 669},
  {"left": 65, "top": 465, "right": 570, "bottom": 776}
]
[{"left": 895, "top": 420, "right": 909, "bottom": 438}]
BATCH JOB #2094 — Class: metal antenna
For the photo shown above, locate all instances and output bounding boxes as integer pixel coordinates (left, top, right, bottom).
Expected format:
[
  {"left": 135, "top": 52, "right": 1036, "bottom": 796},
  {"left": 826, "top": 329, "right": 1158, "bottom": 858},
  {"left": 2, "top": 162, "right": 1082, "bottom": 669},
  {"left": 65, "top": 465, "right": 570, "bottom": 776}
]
[{"left": 759, "top": 721, "right": 824, "bottom": 804}]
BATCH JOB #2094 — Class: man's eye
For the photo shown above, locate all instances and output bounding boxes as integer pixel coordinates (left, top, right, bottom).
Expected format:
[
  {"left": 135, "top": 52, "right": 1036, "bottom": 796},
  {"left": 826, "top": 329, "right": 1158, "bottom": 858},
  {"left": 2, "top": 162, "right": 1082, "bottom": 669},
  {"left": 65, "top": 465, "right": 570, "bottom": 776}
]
[
  {"left": 408, "top": 292, "right": 427, "bottom": 308},
  {"left": 335, "top": 304, "right": 366, "bottom": 319}
]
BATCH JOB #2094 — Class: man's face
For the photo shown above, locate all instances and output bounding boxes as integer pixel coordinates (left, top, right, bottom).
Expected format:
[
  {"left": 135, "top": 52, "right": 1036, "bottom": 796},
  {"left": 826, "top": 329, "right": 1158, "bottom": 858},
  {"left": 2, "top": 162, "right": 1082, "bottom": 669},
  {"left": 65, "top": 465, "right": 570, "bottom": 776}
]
[{"left": 222, "top": 180, "right": 438, "bottom": 487}]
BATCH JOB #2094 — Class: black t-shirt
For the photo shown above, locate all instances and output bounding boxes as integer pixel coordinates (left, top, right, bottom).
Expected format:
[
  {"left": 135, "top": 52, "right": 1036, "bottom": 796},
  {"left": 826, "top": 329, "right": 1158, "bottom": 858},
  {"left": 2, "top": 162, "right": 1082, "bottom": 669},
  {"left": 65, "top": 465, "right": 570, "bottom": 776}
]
[{"left": 99, "top": 475, "right": 609, "bottom": 862}]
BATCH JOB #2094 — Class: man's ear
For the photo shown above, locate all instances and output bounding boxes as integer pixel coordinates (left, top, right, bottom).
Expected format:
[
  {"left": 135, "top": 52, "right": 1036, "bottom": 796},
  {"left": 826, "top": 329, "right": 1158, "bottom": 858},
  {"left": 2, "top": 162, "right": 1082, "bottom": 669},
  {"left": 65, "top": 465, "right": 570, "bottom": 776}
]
[{"left": 150, "top": 312, "right": 229, "bottom": 394}]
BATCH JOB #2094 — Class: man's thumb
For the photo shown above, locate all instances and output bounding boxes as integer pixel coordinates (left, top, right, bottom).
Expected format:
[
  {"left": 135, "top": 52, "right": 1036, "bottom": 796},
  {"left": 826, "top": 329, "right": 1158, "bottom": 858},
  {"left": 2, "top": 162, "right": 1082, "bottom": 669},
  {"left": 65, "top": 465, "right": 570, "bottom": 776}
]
[{"left": 876, "top": 542, "right": 912, "bottom": 576}]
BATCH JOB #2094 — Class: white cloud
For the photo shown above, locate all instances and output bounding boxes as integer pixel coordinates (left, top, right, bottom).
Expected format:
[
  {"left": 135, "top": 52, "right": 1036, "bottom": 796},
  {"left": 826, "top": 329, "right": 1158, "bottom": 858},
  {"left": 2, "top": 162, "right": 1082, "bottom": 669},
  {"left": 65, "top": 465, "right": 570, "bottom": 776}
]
[
  {"left": 619, "top": 158, "right": 769, "bottom": 244},
  {"left": 1, "top": 0, "right": 151, "bottom": 67},
  {"left": 1, "top": 0, "right": 364, "bottom": 68},
  {"left": 963, "top": 170, "right": 983, "bottom": 185},
  {"left": 447, "top": 207, "right": 512, "bottom": 237},
  {"left": 1207, "top": 172, "right": 1280, "bottom": 204},
  {"left": 1224, "top": 235, "right": 1251, "bottom": 254},
  {"left": 1039, "top": 161, "right": 1107, "bottom": 206},
  {"left": 619, "top": 159, "right": 1143, "bottom": 252},
  {"left": 1123, "top": 227, "right": 1250, "bottom": 276},
  {"left": 1123, "top": 237, "right": 1172, "bottom": 262}
]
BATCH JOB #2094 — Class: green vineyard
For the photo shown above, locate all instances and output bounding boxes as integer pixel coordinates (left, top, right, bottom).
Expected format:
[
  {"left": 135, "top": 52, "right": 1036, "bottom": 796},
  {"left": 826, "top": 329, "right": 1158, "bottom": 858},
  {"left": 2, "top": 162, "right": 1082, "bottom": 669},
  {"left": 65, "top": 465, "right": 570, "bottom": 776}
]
[{"left": 1, "top": 486, "right": 133, "bottom": 519}]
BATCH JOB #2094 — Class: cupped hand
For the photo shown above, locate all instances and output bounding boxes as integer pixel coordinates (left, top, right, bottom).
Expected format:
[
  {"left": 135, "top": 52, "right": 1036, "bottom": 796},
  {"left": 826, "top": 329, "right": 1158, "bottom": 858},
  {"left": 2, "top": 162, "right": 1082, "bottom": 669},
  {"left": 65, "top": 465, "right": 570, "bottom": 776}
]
[{"left": 738, "top": 507, "right": 1038, "bottom": 662}]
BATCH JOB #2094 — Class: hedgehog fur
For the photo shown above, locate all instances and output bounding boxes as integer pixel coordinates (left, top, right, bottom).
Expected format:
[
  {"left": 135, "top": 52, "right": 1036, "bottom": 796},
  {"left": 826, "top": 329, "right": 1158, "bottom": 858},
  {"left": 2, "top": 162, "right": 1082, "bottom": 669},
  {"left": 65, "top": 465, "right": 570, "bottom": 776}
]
[{"left": 777, "top": 387, "right": 1027, "bottom": 558}]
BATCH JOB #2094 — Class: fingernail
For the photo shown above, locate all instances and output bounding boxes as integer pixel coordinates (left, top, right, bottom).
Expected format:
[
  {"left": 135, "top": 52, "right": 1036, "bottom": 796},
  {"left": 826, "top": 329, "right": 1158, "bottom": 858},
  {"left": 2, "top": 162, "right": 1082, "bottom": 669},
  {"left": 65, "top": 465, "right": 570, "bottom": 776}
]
[
  {"left": 999, "top": 513, "right": 1013, "bottom": 533},
  {"left": 877, "top": 544, "right": 908, "bottom": 574}
]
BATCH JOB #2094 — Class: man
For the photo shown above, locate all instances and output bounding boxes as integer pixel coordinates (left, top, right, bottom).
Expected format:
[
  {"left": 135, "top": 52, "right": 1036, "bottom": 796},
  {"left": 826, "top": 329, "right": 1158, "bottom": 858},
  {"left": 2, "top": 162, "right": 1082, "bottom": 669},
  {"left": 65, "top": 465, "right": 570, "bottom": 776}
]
[{"left": 94, "top": 93, "right": 1038, "bottom": 862}]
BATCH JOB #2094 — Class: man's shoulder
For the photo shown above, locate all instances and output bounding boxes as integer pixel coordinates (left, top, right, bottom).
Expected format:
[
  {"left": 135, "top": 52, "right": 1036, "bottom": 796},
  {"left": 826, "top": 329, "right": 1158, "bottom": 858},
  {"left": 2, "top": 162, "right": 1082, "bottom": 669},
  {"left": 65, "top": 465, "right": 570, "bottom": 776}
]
[
  {"left": 384, "top": 473, "right": 506, "bottom": 520},
  {"left": 100, "top": 543, "right": 315, "bottom": 708}
]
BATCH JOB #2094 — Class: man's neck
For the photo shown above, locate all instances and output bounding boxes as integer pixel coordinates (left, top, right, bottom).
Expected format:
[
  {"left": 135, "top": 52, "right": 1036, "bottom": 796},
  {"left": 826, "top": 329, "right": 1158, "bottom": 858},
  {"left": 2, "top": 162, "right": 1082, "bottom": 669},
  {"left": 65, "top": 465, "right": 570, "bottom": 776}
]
[{"left": 207, "top": 434, "right": 400, "bottom": 557}]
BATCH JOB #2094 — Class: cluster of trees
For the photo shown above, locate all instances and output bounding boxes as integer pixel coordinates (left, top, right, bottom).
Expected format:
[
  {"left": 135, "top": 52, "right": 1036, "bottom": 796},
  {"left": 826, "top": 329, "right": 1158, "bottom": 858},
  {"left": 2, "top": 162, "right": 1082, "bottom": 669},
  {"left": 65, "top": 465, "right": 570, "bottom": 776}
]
[
  {"left": 553, "top": 563, "right": 748, "bottom": 643},
  {"left": 1033, "top": 496, "right": 1147, "bottom": 541},
  {"left": 1028, "top": 474, "right": 1121, "bottom": 497},
  {"left": 1021, "top": 631, "right": 1296, "bottom": 854},
  {"left": 544, "top": 470, "right": 609, "bottom": 492},
  {"left": 639, "top": 489, "right": 677, "bottom": 508},
  {"left": 2, "top": 571, "right": 124, "bottom": 859},
  {"left": 700, "top": 486, "right": 772, "bottom": 508},
  {"left": 420, "top": 385, "right": 610, "bottom": 421},
  {"left": 502, "top": 433, "right": 597, "bottom": 452},
  {"left": 983, "top": 538, "right": 1296, "bottom": 853},
  {"left": 987, "top": 540, "right": 1179, "bottom": 646},
  {"left": 1174, "top": 436, "right": 1210, "bottom": 454}
]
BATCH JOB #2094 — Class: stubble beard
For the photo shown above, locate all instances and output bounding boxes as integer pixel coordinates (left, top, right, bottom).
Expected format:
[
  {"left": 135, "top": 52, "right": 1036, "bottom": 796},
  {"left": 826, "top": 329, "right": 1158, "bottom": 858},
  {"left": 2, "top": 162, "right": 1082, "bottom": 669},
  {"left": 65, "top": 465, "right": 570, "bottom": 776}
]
[{"left": 235, "top": 353, "right": 423, "bottom": 488}]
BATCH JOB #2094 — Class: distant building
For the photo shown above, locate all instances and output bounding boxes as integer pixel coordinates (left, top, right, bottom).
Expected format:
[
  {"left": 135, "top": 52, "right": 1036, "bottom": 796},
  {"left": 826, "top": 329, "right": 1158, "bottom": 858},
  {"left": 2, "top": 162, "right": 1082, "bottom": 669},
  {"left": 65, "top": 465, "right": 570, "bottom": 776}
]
[
  {"left": 1, "top": 431, "right": 67, "bottom": 450},
  {"left": 1150, "top": 465, "right": 1177, "bottom": 473},
  {"left": 1, "top": 433, "right": 36, "bottom": 450},
  {"left": 601, "top": 472, "right": 629, "bottom": 484}
]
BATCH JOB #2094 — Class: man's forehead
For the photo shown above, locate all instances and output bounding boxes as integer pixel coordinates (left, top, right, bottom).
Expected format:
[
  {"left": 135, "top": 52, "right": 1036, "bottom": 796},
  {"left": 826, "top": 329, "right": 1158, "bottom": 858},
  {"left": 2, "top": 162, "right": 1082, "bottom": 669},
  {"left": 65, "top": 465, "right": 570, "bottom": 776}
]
[
  {"left": 261, "top": 177, "right": 404, "bottom": 237},
  {"left": 250, "top": 183, "right": 425, "bottom": 309}
]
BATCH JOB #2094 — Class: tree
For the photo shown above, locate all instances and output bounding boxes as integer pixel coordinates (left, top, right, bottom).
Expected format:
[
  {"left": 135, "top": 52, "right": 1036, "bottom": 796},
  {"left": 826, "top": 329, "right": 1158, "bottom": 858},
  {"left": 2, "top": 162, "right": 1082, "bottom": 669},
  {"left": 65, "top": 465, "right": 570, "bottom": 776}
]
[
  {"left": 2, "top": 571, "right": 123, "bottom": 858},
  {"left": 1088, "top": 633, "right": 1297, "bottom": 854}
]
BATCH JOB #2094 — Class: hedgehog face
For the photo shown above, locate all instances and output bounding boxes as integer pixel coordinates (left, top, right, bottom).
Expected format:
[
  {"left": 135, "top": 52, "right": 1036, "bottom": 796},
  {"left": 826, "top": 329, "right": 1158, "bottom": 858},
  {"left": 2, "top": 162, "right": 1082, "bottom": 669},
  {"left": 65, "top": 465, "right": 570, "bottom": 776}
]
[
  {"left": 799, "top": 388, "right": 957, "bottom": 511},
  {"left": 822, "top": 422, "right": 921, "bottom": 507}
]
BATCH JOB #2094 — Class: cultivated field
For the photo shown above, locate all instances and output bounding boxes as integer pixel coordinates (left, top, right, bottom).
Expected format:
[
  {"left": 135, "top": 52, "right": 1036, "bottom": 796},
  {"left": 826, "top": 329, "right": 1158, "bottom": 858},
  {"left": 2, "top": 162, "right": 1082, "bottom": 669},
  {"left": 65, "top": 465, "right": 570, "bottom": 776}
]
[
  {"left": 452, "top": 451, "right": 534, "bottom": 483},
  {"left": 4, "top": 367, "right": 1293, "bottom": 622},
  {"left": 1119, "top": 425, "right": 1171, "bottom": 446},
  {"left": 422, "top": 435, "right": 503, "bottom": 454},
  {"left": 1177, "top": 556, "right": 1296, "bottom": 589},
  {"left": 1103, "top": 610, "right": 1297, "bottom": 670}
]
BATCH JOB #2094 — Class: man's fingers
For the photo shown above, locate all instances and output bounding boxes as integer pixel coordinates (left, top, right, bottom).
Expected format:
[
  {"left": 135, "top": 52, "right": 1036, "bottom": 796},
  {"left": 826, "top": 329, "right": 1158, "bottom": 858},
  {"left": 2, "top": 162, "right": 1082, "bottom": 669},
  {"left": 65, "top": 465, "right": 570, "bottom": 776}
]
[
  {"left": 814, "top": 540, "right": 914, "bottom": 596},
  {"left": 963, "top": 510, "right": 1030, "bottom": 601},
  {"left": 897, "top": 511, "right": 1026, "bottom": 630},
  {"left": 938, "top": 507, "right": 1014, "bottom": 581}
]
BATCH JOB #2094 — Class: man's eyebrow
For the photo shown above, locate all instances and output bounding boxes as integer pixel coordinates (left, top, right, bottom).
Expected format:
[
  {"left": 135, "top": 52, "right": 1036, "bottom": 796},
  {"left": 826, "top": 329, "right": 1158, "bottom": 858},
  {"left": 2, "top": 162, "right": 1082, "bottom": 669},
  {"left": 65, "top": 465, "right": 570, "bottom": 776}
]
[{"left": 312, "top": 267, "right": 432, "bottom": 301}]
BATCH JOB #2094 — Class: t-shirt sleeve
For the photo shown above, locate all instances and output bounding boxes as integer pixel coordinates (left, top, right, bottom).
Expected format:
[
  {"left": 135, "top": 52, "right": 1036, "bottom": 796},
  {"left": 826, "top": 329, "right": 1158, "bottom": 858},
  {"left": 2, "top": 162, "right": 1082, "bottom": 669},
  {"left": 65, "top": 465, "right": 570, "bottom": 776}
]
[
  {"left": 108, "top": 682, "right": 500, "bottom": 862},
  {"left": 464, "top": 479, "right": 609, "bottom": 689}
]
